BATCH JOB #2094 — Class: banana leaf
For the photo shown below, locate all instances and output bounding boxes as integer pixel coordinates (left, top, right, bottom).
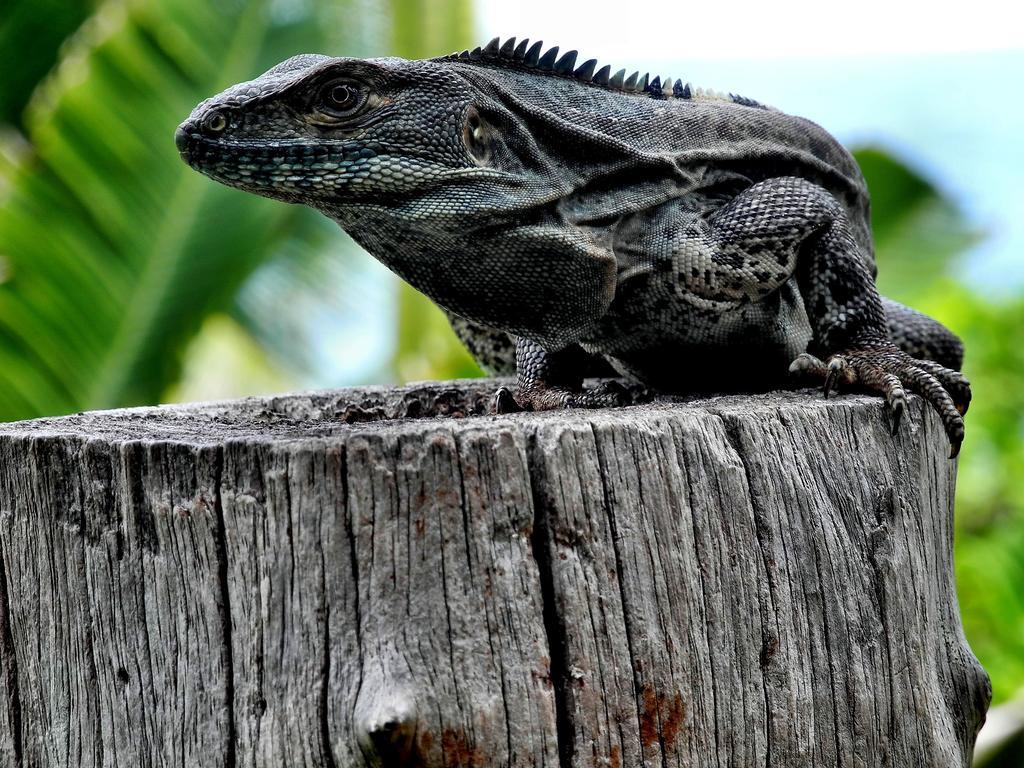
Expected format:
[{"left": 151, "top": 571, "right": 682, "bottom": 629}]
[{"left": 0, "top": 0, "right": 363, "bottom": 419}]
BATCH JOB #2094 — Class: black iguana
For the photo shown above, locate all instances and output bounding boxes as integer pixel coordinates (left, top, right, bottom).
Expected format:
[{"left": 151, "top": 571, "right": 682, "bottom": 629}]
[{"left": 176, "top": 37, "right": 971, "bottom": 455}]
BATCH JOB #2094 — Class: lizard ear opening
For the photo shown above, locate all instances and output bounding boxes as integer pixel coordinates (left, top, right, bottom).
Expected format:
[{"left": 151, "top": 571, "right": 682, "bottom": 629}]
[{"left": 463, "top": 106, "right": 493, "bottom": 166}]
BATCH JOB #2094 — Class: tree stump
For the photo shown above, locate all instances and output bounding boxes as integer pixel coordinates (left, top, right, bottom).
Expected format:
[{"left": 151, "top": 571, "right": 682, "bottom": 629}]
[{"left": 0, "top": 381, "right": 990, "bottom": 767}]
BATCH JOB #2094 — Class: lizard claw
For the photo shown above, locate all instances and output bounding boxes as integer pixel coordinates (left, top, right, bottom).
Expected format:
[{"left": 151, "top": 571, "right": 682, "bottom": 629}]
[
  {"left": 887, "top": 384, "right": 907, "bottom": 436},
  {"left": 792, "top": 341, "right": 967, "bottom": 458},
  {"left": 823, "top": 356, "right": 851, "bottom": 399},
  {"left": 790, "top": 352, "right": 855, "bottom": 398},
  {"left": 490, "top": 386, "right": 523, "bottom": 414}
]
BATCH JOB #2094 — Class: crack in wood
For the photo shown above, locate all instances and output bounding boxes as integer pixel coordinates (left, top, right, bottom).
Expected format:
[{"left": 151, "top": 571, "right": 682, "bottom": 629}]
[
  {"left": 0, "top": 531, "right": 22, "bottom": 766},
  {"left": 526, "top": 430, "right": 575, "bottom": 768},
  {"left": 319, "top": 541, "right": 339, "bottom": 768},
  {"left": 211, "top": 447, "right": 237, "bottom": 768},
  {"left": 719, "top": 415, "right": 775, "bottom": 768},
  {"left": 71, "top": 440, "right": 104, "bottom": 768},
  {"left": 587, "top": 423, "right": 654, "bottom": 765}
]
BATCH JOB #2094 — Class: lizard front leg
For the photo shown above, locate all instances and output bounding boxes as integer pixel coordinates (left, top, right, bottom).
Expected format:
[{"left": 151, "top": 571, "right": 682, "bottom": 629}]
[
  {"left": 491, "top": 337, "right": 633, "bottom": 413},
  {"left": 710, "top": 177, "right": 969, "bottom": 455}
]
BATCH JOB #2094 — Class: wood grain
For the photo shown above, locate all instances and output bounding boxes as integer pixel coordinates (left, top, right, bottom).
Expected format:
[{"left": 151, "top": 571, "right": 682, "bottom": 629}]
[{"left": 0, "top": 382, "right": 989, "bottom": 766}]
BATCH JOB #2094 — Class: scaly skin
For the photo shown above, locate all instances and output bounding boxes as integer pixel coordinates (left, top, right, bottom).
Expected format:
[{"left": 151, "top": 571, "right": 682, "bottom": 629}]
[{"left": 176, "top": 38, "right": 970, "bottom": 456}]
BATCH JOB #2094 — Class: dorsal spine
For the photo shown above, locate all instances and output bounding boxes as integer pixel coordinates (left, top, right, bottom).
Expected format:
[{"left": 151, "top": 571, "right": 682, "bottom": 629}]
[{"left": 438, "top": 36, "right": 767, "bottom": 109}]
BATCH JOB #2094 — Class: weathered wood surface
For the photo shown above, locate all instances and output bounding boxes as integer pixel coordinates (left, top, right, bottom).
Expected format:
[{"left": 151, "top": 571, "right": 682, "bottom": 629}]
[{"left": 0, "top": 380, "right": 989, "bottom": 767}]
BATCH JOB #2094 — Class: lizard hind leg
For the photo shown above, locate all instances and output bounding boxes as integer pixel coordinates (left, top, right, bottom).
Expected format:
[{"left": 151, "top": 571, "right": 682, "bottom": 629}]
[
  {"left": 707, "top": 176, "right": 969, "bottom": 456},
  {"left": 882, "top": 296, "right": 965, "bottom": 371}
]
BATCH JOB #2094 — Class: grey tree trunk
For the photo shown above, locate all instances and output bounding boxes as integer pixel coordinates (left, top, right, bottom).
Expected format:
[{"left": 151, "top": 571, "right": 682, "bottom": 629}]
[{"left": 0, "top": 381, "right": 989, "bottom": 767}]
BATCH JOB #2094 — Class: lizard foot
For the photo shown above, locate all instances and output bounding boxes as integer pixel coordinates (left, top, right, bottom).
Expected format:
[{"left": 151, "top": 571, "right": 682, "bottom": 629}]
[
  {"left": 490, "top": 380, "right": 634, "bottom": 414},
  {"left": 790, "top": 340, "right": 970, "bottom": 458}
]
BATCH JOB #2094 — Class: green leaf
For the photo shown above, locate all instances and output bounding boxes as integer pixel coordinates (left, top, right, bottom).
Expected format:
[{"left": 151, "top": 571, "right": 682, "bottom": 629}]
[
  {"left": 0, "top": 0, "right": 95, "bottom": 127},
  {"left": 853, "top": 146, "right": 980, "bottom": 303},
  {"left": 0, "top": 0, "right": 363, "bottom": 419}
]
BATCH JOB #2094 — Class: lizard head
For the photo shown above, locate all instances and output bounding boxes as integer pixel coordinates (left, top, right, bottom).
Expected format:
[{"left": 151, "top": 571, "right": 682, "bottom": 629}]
[
  {"left": 175, "top": 53, "right": 513, "bottom": 217},
  {"left": 174, "top": 43, "right": 649, "bottom": 345}
]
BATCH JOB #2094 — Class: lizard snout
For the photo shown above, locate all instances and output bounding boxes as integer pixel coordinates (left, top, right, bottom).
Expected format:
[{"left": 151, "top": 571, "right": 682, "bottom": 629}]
[
  {"left": 174, "top": 123, "right": 191, "bottom": 161},
  {"left": 176, "top": 107, "right": 234, "bottom": 165}
]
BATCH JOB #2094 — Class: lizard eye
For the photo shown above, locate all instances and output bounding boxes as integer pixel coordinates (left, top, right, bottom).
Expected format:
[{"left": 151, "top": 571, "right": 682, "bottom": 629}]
[
  {"left": 318, "top": 81, "right": 363, "bottom": 117},
  {"left": 202, "top": 110, "right": 228, "bottom": 135}
]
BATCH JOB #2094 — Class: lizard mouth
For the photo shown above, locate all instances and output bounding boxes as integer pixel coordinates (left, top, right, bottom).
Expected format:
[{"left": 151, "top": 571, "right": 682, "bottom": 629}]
[
  {"left": 174, "top": 122, "right": 507, "bottom": 205},
  {"left": 175, "top": 127, "right": 371, "bottom": 167},
  {"left": 172, "top": 127, "right": 386, "bottom": 196}
]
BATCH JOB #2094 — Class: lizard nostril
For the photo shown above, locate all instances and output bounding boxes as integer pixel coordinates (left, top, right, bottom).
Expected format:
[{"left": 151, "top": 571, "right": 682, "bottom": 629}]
[{"left": 202, "top": 110, "right": 228, "bottom": 135}]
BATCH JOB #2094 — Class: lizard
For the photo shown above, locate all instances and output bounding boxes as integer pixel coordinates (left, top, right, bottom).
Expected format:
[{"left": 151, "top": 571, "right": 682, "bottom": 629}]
[{"left": 175, "top": 37, "right": 971, "bottom": 456}]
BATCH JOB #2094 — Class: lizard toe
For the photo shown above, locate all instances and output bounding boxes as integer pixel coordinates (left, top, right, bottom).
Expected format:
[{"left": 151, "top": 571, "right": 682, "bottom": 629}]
[
  {"left": 500, "top": 380, "right": 636, "bottom": 412},
  {"left": 822, "top": 341, "right": 966, "bottom": 458},
  {"left": 789, "top": 352, "right": 855, "bottom": 395},
  {"left": 911, "top": 359, "right": 972, "bottom": 415},
  {"left": 842, "top": 357, "right": 906, "bottom": 436},
  {"left": 898, "top": 364, "right": 965, "bottom": 458},
  {"left": 579, "top": 379, "right": 637, "bottom": 408},
  {"left": 789, "top": 352, "right": 827, "bottom": 377}
]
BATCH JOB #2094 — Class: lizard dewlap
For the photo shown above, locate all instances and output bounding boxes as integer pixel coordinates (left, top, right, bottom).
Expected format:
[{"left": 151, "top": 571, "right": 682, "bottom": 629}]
[{"left": 177, "top": 37, "right": 971, "bottom": 456}]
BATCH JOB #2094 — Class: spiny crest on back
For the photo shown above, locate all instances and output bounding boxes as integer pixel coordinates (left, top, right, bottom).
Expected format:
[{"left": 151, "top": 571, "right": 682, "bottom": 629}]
[{"left": 436, "top": 37, "right": 769, "bottom": 109}]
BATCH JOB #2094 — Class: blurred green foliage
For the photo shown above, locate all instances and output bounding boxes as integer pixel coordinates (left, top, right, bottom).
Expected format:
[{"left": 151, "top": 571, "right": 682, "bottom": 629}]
[
  {"left": 0, "top": 0, "right": 95, "bottom": 125},
  {"left": 0, "top": 0, "right": 339, "bottom": 416},
  {"left": 856, "top": 149, "right": 1024, "bottom": 711},
  {"left": 0, "top": 0, "right": 1021, "bottom": 760},
  {"left": 0, "top": 0, "right": 472, "bottom": 417}
]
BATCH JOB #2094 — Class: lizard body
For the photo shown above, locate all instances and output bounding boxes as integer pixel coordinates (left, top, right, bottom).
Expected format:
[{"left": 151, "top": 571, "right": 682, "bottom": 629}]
[{"left": 176, "top": 38, "right": 970, "bottom": 454}]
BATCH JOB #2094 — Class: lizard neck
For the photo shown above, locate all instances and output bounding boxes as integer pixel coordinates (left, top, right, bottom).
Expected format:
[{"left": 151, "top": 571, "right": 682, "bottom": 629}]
[
  {"left": 327, "top": 207, "right": 485, "bottom": 318},
  {"left": 323, "top": 205, "right": 615, "bottom": 350}
]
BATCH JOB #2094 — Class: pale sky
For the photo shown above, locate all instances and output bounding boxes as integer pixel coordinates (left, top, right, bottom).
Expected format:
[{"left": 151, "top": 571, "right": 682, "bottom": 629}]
[{"left": 478, "top": 0, "right": 1022, "bottom": 61}]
